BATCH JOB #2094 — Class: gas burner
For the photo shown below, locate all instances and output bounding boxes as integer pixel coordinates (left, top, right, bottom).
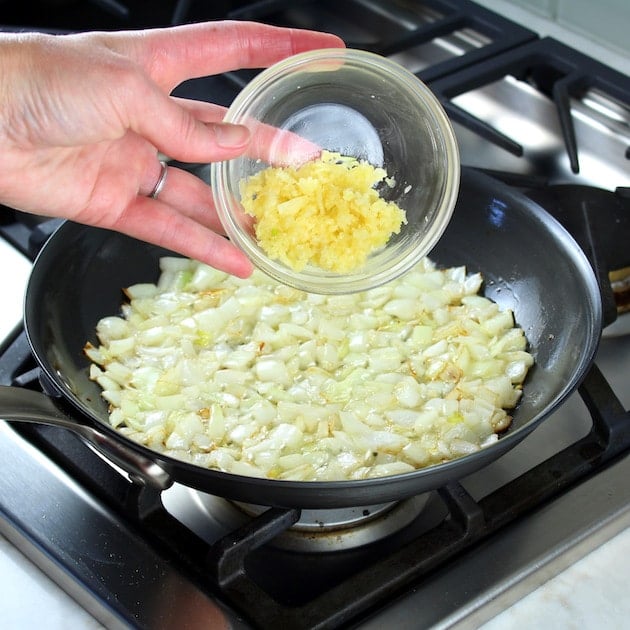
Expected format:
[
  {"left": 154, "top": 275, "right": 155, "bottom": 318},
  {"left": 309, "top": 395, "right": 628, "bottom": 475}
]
[{"left": 162, "top": 485, "right": 430, "bottom": 552}]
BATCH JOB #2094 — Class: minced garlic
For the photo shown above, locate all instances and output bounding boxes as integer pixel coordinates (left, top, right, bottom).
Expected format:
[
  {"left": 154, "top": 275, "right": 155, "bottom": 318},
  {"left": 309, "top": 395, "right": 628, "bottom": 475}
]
[{"left": 240, "top": 150, "right": 407, "bottom": 273}]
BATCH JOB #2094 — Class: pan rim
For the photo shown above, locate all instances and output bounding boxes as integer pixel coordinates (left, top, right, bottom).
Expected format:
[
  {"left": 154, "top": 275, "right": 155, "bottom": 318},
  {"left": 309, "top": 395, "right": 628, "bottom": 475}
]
[{"left": 20, "top": 168, "right": 603, "bottom": 506}]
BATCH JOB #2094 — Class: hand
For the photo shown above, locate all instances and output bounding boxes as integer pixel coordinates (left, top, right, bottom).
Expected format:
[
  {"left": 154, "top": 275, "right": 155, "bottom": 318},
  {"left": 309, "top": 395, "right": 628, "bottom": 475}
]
[{"left": 0, "top": 22, "right": 344, "bottom": 277}]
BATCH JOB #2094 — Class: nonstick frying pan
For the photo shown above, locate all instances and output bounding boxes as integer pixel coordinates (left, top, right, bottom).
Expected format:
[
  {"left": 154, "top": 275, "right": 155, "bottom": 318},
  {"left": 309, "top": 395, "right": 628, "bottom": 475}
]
[{"left": 0, "top": 168, "right": 603, "bottom": 508}]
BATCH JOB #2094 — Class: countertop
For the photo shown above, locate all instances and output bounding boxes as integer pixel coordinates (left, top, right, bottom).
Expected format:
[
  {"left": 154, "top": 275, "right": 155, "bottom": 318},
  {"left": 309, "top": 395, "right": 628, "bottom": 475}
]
[{"left": 2, "top": 524, "right": 630, "bottom": 629}]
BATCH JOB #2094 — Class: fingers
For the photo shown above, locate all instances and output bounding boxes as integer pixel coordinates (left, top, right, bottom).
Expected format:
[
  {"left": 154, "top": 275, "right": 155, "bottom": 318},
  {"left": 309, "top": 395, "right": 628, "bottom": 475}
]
[
  {"left": 108, "top": 19, "right": 345, "bottom": 164},
  {"left": 247, "top": 121, "right": 321, "bottom": 166},
  {"left": 173, "top": 98, "right": 227, "bottom": 122},
  {"left": 83, "top": 21, "right": 344, "bottom": 275},
  {"left": 126, "top": 80, "right": 251, "bottom": 163},
  {"left": 111, "top": 193, "right": 254, "bottom": 278},
  {"left": 132, "top": 84, "right": 320, "bottom": 166},
  {"left": 151, "top": 165, "right": 224, "bottom": 234},
  {"left": 109, "top": 21, "right": 345, "bottom": 91},
  {"left": 173, "top": 96, "right": 321, "bottom": 165}
]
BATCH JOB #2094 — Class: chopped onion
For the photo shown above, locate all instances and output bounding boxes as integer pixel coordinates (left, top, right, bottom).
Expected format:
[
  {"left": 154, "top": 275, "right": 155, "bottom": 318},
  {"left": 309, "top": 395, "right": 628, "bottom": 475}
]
[{"left": 87, "top": 258, "right": 534, "bottom": 481}]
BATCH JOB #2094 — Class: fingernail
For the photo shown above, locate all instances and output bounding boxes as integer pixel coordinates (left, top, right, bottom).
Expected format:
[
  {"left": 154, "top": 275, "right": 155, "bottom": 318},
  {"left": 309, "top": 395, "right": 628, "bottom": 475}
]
[{"left": 214, "top": 124, "right": 250, "bottom": 148}]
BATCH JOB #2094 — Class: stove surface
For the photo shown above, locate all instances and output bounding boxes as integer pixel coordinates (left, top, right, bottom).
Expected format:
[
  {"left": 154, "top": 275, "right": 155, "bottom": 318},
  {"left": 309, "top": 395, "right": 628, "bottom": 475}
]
[{"left": 0, "top": 1, "right": 629, "bottom": 628}]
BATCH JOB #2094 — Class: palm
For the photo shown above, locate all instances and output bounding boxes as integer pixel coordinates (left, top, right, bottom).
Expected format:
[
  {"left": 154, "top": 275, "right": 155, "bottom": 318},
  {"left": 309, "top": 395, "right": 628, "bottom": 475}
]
[{"left": 12, "top": 136, "right": 146, "bottom": 224}]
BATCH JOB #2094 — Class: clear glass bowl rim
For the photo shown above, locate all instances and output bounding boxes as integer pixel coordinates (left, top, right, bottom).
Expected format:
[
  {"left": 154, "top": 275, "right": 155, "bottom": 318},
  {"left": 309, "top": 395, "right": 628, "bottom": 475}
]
[{"left": 211, "top": 47, "right": 461, "bottom": 294}]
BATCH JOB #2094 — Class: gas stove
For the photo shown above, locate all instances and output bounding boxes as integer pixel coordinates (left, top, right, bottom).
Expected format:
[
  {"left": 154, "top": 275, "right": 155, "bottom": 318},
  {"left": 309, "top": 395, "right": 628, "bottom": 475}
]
[{"left": 1, "top": 1, "right": 629, "bottom": 629}]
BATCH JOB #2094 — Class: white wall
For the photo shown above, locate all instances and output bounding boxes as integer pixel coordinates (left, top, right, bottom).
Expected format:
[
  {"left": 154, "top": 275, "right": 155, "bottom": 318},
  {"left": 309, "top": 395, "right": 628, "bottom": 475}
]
[
  {"left": 474, "top": 0, "right": 629, "bottom": 73},
  {"left": 511, "top": 0, "right": 629, "bottom": 56}
]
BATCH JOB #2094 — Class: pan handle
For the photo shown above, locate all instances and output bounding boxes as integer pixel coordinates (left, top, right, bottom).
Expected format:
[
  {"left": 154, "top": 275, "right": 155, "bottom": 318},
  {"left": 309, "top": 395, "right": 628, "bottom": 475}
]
[{"left": 0, "top": 385, "right": 172, "bottom": 491}]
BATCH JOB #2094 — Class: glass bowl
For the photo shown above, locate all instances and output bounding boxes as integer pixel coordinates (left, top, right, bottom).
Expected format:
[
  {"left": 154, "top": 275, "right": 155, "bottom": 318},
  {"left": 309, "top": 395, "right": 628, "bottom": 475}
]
[{"left": 211, "top": 48, "right": 460, "bottom": 294}]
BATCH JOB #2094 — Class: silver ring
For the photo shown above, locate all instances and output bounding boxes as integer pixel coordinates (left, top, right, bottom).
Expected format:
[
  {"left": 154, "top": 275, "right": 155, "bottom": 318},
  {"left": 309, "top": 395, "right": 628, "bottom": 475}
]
[{"left": 149, "top": 160, "right": 168, "bottom": 199}]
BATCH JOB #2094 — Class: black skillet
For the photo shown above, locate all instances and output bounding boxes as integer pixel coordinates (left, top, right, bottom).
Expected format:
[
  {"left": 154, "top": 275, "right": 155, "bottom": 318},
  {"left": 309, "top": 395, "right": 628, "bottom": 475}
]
[{"left": 0, "top": 168, "right": 603, "bottom": 508}]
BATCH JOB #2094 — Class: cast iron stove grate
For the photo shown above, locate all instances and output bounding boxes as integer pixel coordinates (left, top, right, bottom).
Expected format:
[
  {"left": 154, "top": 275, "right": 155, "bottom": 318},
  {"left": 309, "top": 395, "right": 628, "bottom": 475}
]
[{"left": 430, "top": 37, "right": 630, "bottom": 176}]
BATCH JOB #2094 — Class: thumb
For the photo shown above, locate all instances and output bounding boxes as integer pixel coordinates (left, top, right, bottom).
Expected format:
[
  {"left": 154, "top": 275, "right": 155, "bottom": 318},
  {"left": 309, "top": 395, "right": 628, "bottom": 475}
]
[
  {"left": 209, "top": 122, "right": 251, "bottom": 153},
  {"left": 128, "top": 81, "right": 251, "bottom": 162}
]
